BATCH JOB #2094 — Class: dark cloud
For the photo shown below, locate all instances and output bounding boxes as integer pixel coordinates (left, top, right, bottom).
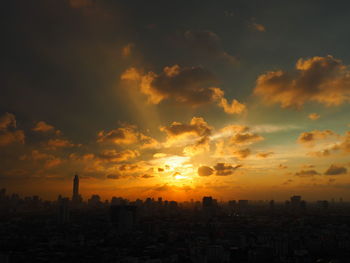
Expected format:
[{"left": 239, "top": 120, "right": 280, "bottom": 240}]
[
  {"left": 183, "top": 30, "right": 237, "bottom": 64},
  {"left": 161, "top": 117, "right": 212, "bottom": 138},
  {"left": 121, "top": 65, "right": 246, "bottom": 114},
  {"left": 295, "top": 169, "right": 320, "bottom": 177},
  {"left": 297, "top": 130, "right": 334, "bottom": 145},
  {"left": 198, "top": 166, "right": 214, "bottom": 176},
  {"left": 214, "top": 163, "right": 242, "bottom": 176},
  {"left": 141, "top": 174, "right": 154, "bottom": 179},
  {"left": 254, "top": 56, "right": 350, "bottom": 108},
  {"left": 230, "top": 132, "right": 264, "bottom": 145},
  {"left": 325, "top": 164, "right": 347, "bottom": 176},
  {"left": 106, "top": 174, "right": 122, "bottom": 180}
]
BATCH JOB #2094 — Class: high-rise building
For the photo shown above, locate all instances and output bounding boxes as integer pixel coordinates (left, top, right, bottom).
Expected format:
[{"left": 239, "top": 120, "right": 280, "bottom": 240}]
[{"left": 72, "top": 173, "right": 80, "bottom": 203}]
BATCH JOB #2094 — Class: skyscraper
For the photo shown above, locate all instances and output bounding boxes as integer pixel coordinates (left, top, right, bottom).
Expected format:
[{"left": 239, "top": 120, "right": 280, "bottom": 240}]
[{"left": 72, "top": 173, "right": 79, "bottom": 203}]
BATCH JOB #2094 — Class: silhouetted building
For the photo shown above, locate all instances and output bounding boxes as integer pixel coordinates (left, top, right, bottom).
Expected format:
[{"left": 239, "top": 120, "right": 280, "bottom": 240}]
[
  {"left": 58, "top": 197, "right": 69, "bottom": 223},
  {"left": 72, "top": 173, "right": 81, "bottom": 204},
  {"left": 110, "top": 205, "right": 137, "bottom": 233}
]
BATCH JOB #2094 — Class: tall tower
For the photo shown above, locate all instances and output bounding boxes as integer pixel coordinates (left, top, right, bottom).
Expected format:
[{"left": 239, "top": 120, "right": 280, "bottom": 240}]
[{"left": 72, "top": 173, "right": 79, "bottom": 202}]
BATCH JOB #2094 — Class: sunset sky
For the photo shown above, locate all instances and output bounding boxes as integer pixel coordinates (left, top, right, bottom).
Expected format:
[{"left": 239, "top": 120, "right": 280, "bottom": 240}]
[{"left": 2, "top": 0, "right": 350, "bottom": 201}]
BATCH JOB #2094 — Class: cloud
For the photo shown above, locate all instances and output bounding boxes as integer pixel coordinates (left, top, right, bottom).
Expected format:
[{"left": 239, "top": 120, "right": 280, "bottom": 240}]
[
  {"left": 97, "top": 124, "right": 138, "bottom": 145},
  {"left": 230, "top": 132, "right": 264, "bottom": 145},
  {"left": 44, "top": 158, "right": 62, "bottom": 169},
  {"left": 32, "top": 121, "right": 55, "bottom": 132},
  {"left": 0, "top": 113, "right": 25, "bottom": 146},
  {"left": 295, "top": 169, "right": 320, "bottom": 177},
  {"left": 121, "top": 65, "right": 245, "bottom": 114},
  {"left": 121, "top": 43, "right": 134, "bottom": 58},
  {"left": 278, "top": 164, "right": 288, "bottom": 169},
  {"left": 141, "top": 174, "right": 154, "bottom": 179},
  {"left": 214, "top": 163, "right": 242, "bottom": 176},
  {"left": 256, "top": 151, "right": 274, "bottom": 158},
  {"left": 161, "top": 117, "right": 212, "bottom": 138},
  {"left": 198, "top": 166, "right": 214, "bottom": 176},
  {"left": 232, "top": 148, "right": 251, "bottom": 159},
  {"left": 254, "top": 55, "right": 350, "bottom": 108},
  {"left": 308, "top": 113, "right": 320, "bottom": 120},
  {"left": 324, "top": 164, "right": 347, "bottom": 176},
  {"left": 217, "top": 97, "right": 246, "bottom": 114},
  {"left": 0, "top": 113, "right": 16, "bottom": 131},
  {"left": 106, "top": 174, "right": 122, "bottom": 180},
  {"left": 183, "top": 30, "right": 237, "bottom": 64},
  {"left": 249, "top": 20, "right": 266, "bottom": 32},
  {"left": 98, "top": 149, "right": 139, "bottom": 163},
  {"left": 0, "top": 130, "right": 25, "bottom": 146},
  {"left": 297, "top": 130, "right": 335, "bottom": 146},
  {"left": 47, "top": 138, "right": 75, "bottom": 148}
]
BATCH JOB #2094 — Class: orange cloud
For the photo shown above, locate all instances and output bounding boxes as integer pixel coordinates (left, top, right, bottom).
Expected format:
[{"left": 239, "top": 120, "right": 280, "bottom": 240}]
[
  {"left": 232, "top": 148, "right": 251, "bottom": 159},
  {"left": 256, "top": 151, "right": 274, "bottom": 159},
  {"left": 254, "top": 55, "right": 350, "bottom": 108},
  {"left": 47, "top": 138, "right": 75, "bottom": 148},
  {"left": 33, "top": 121, "right": 55, "bottom": 132},
  {"left": 97, "top": 125, "right": 138, "bottom": 145},
  {"left": 121, "top": 43, "right": 134, "bottom": 57},
  {"left": 0, "top": 130, "right": 25, "bottom": 146},
  {"left": 297, "top": 130, "right": 335, "bottom": 146},
  {"left": 0, "top": 113, "right": 16, "bottom": 130},
  {"left": 98, "top": 149, "right": 139, "bottom": 163},
  {"left": 230, "top": 132, "right": 264, "bottom": 145},
  {"left": 308, "top": 113, "right": 320, "bottom": 120}
]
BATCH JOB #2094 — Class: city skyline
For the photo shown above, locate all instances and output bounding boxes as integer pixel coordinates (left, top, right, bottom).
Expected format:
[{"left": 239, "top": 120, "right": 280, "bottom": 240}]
[{"left": 2, "top": 0, "right": 350, "bottom": 201}]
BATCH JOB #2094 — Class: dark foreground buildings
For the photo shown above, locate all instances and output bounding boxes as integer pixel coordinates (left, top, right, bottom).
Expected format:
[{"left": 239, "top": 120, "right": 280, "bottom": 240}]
[{"left": 0, "top": 179, "right": 350, "bottom": 262}]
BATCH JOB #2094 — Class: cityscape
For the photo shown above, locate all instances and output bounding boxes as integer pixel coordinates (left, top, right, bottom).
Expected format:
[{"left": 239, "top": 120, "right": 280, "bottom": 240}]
[
  {"left": 3, "top": 0, "right": 350, "bottom": 262},
  {"left": 1, "top": 175, "right": 350, "bottom": 262}
]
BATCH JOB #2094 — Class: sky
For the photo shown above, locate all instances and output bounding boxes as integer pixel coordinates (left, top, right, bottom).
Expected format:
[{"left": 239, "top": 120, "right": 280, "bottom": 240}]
[{"left": 2, "top": 0, "right": 350, "bottom": 201}]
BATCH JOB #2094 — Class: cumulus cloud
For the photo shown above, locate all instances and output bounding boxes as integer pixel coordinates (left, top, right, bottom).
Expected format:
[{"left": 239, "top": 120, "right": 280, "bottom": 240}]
[
  {"left": 214, "top": 163, "right": 242, "bottom": 176},
  {"left": 32, "top": 121, "right": 55, "bottom": 133},
  {"left": 161, "top": 117, "right": 212, "bottom": 138},
  {"left": 0, "top": 113, "right": 25, "bottom": 146},
  {"left": 232, "top": 148, "right": 251, "bottom": 159},
  {"left": 98, "top": 149, "right": 139, "bottom": 163},
  {"left": 230, "top": 132, "right": 264, "bottom": 145},
  {"left": 297, "top": 130, "right": 335, "bottom": 146},
  {"left": 183, "top": 30, "right": 237, "bottom": 64},
  {"left": 308, "top": 113, "right": 320, "bottom": 120},
  {"left": 97, "top": 124, "right": 138, "bottom": 145},
  {"left": 198, "top": 166, "right": 214, "bottom": 176},
  {"left": 254, "top": 55, "right": 350, "bottom": 108},
  {"left": 295, "top": 169, "right": 320, "bottom": 177},
  {"left": 121, "top": 65, "right": 245, "bottom": 114},
  {"left": 0, "top": 130, "right": 25, "bottom": 146},
  {"left": 161, "top": 117, "right": 212, "bottom": 155},
  {"left": 0, "top": 113, "right": 16, "bottom": 131},
  {"left": 325, "top": 164, "right": 347, "bottom": 176},
  {"left": 47, "top": 138, "right": 75, "bottom": 148}
]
